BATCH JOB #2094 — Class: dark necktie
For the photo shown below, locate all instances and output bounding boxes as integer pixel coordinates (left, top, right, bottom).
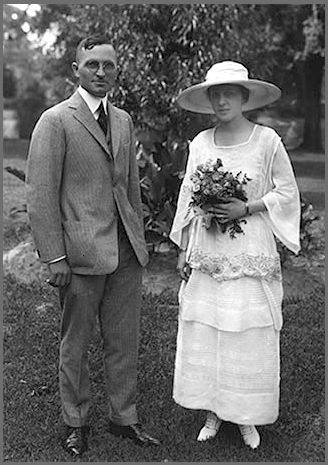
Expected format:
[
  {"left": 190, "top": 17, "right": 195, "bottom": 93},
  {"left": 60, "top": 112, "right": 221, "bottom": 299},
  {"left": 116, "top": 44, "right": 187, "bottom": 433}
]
[{"left": 97, "top": 102, "right": 108, "bottom": 135}]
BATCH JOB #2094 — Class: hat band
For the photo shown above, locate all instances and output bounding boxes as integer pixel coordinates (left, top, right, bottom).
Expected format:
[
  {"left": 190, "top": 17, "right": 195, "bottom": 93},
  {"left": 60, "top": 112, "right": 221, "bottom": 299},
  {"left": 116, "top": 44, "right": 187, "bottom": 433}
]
[{"left": 206, "top": 69, "right": 249, "bottom": 83}]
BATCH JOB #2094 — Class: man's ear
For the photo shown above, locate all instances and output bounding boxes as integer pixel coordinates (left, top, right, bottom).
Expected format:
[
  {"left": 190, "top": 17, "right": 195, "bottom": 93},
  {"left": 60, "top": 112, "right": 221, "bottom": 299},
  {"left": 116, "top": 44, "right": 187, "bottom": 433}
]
[
  {"left": 113, "top": 67, "right": 119, "bottom": 80},
  {"left": 72, "top": 62, "right": 79, "bottom": 78}
]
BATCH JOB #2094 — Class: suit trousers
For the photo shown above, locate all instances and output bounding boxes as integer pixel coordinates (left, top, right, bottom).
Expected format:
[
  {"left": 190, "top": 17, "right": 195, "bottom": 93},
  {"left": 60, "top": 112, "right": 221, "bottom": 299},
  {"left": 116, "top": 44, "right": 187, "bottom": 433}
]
[{"left": 58, "top": 219, "right": 143, "bottom": 427}]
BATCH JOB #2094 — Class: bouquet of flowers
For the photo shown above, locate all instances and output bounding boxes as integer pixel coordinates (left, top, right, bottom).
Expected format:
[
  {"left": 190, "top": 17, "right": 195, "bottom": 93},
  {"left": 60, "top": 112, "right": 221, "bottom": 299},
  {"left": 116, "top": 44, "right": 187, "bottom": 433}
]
[{"left": 187, "top": 158, "right": 251, "bottom": 238}]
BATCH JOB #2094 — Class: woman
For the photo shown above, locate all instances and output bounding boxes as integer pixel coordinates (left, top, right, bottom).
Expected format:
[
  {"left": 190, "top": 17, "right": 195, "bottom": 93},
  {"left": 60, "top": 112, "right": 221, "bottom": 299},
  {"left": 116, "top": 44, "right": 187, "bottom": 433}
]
[{"left": 169, "top": 61, "right": 300, "bottom": 449}]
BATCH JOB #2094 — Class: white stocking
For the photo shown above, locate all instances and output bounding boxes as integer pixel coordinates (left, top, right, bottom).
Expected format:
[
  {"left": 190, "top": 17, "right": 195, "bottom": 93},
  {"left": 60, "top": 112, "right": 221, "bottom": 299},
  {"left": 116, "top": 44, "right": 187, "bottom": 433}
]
[{"left": 197, "top": 411, "right": 222, "bottom": 442}]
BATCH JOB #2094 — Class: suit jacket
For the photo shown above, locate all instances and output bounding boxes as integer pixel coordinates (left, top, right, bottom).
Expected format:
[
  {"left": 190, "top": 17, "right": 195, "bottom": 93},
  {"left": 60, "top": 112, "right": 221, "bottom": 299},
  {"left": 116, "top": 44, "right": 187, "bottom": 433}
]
[{"left": 26, "top": 91, "right": 149, "bottom": 274}]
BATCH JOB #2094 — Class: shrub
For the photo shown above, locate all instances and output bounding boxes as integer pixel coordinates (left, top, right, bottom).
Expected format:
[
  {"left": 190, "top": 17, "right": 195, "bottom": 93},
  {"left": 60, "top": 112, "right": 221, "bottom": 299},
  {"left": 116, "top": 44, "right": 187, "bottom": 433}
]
[
  {"left": 16, "top": 83, "right": 47, "bottom": 139},
  {"left": 5, "top": 154, "right": 321, "bottom": 263}
]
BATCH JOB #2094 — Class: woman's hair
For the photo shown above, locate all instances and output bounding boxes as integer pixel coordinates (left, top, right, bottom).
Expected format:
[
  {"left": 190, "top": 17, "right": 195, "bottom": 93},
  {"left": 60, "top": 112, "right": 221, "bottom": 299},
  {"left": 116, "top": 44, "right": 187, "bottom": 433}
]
[
  {"left": 208, "top": 84, "right": 250, "bottom": 103},
  {"left": 237, "top": 85, "right": 250, "bottom": 103}
]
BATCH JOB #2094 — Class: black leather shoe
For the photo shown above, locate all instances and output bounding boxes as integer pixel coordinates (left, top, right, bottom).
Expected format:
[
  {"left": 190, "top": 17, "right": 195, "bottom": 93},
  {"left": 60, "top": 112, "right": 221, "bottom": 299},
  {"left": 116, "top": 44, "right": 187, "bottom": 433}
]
[
  {"left": 109, "top": 422, "right": 160, "bottom": 446},
  {"left": 62, "top": 425, "right": 90, "bottom": 456}
]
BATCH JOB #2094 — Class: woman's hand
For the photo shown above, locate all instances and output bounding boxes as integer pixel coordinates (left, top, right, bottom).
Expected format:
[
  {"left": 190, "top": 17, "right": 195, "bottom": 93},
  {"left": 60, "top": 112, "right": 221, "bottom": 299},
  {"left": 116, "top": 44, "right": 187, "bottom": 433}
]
[
  {"left": 204, "top": 197, "right": 247, "bottom": 222},
  {"left": 176, "top": 250, "right": 191, "bottom": 281}
]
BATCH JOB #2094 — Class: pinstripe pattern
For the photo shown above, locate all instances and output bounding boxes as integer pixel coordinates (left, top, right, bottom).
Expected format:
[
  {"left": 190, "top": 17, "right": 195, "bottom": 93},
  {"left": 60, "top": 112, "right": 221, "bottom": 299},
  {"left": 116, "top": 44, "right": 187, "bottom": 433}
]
[
  {"left": 59, "top": 226, "right": 142, "bottom": 426},
  {"left": 26, "top": 91, "right": 148, "bottom": 273},
  {"left": 26, "top": 90, "right": 148, "bottom": 427}
]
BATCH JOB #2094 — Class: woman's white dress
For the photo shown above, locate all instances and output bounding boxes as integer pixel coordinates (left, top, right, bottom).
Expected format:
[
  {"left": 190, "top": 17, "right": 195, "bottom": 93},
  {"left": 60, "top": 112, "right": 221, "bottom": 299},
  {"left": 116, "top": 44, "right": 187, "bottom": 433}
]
[{"left": 169, "top": 124, "right": 300, "bottom": 425}]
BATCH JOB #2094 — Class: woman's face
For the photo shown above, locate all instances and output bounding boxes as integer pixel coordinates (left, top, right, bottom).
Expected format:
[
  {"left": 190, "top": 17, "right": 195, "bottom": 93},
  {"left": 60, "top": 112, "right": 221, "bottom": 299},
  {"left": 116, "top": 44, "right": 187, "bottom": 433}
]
[{"left": 208, "top": 84, "right": 246, "bottom": 122}]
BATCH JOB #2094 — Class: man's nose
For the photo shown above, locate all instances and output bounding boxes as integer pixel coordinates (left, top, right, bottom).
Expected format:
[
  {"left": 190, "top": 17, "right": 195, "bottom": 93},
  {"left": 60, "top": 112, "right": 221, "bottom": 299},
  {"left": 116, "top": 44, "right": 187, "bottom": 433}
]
[{"left": 96, "top": 64, "right": 106, "bottom": 76}]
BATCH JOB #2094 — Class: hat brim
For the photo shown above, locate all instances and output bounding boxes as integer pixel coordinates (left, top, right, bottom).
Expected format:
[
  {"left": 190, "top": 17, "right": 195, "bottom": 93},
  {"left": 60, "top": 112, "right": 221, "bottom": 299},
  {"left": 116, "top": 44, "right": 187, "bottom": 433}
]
[{"left": 176, "top": 79, "right": 281, "bottom": 114}]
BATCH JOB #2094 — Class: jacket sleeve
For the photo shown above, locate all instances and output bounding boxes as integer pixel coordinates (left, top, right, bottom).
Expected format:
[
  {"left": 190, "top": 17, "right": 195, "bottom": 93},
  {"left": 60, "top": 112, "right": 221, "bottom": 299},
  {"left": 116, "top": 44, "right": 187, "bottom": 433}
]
[
  {"left": 262, "top": 139, "right": 301, "bottom": 254},
  {"left": 25, "top": 110, "right": 66, "bottom": 262}
]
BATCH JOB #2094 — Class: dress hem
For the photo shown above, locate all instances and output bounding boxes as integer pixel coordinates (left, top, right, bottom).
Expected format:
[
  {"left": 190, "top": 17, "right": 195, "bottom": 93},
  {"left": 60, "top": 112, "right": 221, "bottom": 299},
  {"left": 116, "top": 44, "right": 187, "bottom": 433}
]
[{"left": 173, "top": 397, "right": 279, "bottom": 426}]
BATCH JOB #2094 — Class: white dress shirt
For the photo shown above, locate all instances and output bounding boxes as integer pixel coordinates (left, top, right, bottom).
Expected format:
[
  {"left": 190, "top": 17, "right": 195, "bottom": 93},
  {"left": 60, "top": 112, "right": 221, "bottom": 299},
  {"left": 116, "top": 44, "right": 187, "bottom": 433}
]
[{"left": 78, "top": 85, "right": 108, "bottom": 117}]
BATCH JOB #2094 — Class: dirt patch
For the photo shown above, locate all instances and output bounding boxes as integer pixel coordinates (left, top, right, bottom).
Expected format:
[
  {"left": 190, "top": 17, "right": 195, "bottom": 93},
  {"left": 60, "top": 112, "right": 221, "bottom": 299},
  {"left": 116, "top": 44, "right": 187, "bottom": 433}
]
[
  {"left": 3, "top": 238, "right": 48, "bottom": 284},
  {"left": 143, "top": 249, "right": 181, "bottom": 296}
]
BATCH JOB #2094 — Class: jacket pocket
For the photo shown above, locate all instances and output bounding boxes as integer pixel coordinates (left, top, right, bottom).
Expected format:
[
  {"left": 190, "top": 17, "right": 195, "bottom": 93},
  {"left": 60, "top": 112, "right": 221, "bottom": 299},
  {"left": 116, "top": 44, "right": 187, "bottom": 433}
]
[{"left": 63, "top": 220, "right": 96, "bottom": 268}]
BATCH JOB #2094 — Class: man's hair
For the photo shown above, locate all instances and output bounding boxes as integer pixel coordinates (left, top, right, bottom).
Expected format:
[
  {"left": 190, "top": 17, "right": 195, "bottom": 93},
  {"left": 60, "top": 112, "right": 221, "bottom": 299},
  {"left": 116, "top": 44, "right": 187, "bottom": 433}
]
[{"left": 76, "top": 34, "right": 114, "bottom": 62}]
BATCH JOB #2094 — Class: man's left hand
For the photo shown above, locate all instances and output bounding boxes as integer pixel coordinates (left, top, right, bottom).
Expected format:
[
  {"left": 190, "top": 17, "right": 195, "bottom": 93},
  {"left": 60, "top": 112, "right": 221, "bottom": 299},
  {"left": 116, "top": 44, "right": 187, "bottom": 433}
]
[{"left": 46, "top": 259, "right": 72, "bottom": 287}]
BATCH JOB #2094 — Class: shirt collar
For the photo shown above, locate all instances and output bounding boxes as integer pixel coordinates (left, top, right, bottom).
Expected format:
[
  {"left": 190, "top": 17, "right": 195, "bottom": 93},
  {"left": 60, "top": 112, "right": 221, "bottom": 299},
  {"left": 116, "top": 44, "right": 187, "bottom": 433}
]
[{"left": 78, "top": 85, "right": 108, "bottom": 115}]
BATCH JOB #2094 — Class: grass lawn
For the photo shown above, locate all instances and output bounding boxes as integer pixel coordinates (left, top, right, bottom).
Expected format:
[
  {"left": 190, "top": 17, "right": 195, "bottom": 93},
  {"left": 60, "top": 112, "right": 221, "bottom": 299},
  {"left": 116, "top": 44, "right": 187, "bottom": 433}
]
[
  {"left": 300, "top": 191, "right": 325, "bottom": 211},
  {"left": 3, "top": 276, "right": 325, "bottom": 462},
  {"left": 3, "top": 139, "right": 325, "bottom": 461}
]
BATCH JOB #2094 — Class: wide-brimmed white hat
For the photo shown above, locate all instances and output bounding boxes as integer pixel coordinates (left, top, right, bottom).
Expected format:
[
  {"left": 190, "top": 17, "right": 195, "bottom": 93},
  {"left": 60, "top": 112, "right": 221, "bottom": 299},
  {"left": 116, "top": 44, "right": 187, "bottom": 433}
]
[{"left": 176, "top": 61, "right": 281, "bottom": 113}]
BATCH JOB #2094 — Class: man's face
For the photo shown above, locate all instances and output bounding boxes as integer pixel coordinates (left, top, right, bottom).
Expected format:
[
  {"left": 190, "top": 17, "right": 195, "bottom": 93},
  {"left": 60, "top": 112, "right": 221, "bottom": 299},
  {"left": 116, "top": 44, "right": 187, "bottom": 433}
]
[{"left": 72, "top": 44, "right": 118, "bottom": 98}]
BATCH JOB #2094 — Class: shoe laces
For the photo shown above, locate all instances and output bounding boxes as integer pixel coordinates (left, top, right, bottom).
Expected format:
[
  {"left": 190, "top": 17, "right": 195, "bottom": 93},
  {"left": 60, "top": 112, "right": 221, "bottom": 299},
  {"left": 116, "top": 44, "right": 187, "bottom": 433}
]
[
  {"left": 239, "top": 425, "right": 254, "bottom": 436},
  {"left": 66, "top": 426, "right": 89, "bottom": 454},
  {"left": 205, "top": 413, "right": 221, "bottom": 430},
  {"left": 238, "top": 424, "right": 260, "bottom": 449},
  {"left": 66, "top": 427, "right": 83, "bottom": 444}
]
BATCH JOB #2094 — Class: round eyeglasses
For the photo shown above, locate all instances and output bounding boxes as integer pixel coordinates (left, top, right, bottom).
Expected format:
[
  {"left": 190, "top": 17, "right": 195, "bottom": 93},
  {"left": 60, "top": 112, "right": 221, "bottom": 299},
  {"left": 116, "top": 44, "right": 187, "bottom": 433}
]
[{"left": 85, "top": 60, "right": 116, "bottom": 74}]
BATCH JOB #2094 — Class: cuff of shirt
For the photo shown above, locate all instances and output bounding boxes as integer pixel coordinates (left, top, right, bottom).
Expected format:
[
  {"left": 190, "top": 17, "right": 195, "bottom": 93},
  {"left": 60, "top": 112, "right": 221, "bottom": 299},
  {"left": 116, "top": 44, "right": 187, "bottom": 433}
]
[{"left": 47, "top": 255, "right": 67, "bottom": 264}]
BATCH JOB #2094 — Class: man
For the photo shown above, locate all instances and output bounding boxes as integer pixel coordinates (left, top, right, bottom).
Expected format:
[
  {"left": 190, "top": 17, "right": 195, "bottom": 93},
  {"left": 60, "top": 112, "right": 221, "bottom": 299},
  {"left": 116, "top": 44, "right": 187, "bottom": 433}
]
[{"left": 26, "top": 34, "right": 160, "bottom": 457}]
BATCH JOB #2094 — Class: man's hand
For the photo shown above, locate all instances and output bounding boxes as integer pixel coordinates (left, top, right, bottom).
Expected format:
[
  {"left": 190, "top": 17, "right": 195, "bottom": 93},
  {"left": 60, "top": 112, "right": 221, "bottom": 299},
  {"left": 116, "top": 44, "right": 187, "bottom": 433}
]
[
  {"left": 46, "top": 259, "right": 71, "bottom": 287},
  {"left": 176, "top": 250, "right": 191, "bottom": 281}
]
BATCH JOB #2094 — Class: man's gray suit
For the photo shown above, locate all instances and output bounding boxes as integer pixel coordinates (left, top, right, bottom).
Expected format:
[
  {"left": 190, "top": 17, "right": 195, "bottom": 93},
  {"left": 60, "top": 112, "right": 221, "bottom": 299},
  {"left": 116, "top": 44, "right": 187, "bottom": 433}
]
[{"left": 26, "top": 91, "right": 149, "bottom": 427}]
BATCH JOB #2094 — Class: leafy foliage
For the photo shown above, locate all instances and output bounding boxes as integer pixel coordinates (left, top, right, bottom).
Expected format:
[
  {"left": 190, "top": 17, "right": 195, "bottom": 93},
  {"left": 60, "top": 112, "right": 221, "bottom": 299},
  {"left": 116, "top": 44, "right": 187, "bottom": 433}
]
[
  {"left": 3, "top": 65, "right": 17, "bottom": 99},
  {"left": 29, "top": 4, "right": 282, "bottom": 144},
  {"left": 4, "top": 4, "right": 324, "bottom": 241},
  {"left": 5, "top": 162, "right": 322, "bottom": 264},
  {"left": 137, "top": 141, "right": 184, "bottom": 249},
  {"left": 3, "top": 5, "right": 49, "bottom": 137},
  {"left": 4, "top": 4, "right": 324, "bottom": 145},
  {"left": 297, "top": 4, "right": 325, "bottom": 60},
  {"left": 16, "top": 83, "right": 46, "bottom": 139}
]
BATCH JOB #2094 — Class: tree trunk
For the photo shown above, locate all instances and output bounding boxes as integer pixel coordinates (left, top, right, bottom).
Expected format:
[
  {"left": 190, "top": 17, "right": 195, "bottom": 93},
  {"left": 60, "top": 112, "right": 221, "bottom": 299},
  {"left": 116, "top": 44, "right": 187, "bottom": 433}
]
[{"left": 296, "top": 54, "right": 324, "bottom": 152}]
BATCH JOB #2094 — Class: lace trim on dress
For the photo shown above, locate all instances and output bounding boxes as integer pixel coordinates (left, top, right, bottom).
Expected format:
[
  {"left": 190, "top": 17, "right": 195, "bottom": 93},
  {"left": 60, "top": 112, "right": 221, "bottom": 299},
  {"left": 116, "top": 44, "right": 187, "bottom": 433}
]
[{"left": 189, "top": 248, "right": 282, "bottom": 282}]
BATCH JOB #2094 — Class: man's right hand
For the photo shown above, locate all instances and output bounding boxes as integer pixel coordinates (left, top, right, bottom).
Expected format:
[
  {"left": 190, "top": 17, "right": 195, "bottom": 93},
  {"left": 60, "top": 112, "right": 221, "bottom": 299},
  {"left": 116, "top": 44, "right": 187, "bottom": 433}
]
[{"left": 47, "top": 259, "right": 71, "bottom": 287}]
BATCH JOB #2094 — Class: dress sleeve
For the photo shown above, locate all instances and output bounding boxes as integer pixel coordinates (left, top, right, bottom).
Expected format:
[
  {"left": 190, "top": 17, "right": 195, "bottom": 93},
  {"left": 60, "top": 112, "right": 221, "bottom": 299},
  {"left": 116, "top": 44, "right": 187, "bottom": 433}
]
[
  {"left": 169, "top": 141, "right": 197, "bottom": 248},
  {"left": 262, "top": 140, "right": 301, "bottom": 254}
]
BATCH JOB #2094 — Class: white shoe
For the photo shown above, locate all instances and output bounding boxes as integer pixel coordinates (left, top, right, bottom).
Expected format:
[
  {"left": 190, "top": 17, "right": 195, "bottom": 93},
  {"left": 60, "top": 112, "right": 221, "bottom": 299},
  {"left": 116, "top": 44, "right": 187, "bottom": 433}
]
[
  {"left": 197, "top": 412, "right": 222, "bottom": 442},
  {"left": 238, "top": 425, "right": 260, "bottom": 449}
]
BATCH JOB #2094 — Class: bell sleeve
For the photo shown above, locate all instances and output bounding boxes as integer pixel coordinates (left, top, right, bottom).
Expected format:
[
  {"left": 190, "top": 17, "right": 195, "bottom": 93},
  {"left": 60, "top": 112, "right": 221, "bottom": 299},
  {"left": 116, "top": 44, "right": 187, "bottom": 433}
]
[
  {"left": 262, "top": 140, "right": 301, "bottom": 254},
  {"left": 169, "top": 142, "right": 197, "bottom": 248}
]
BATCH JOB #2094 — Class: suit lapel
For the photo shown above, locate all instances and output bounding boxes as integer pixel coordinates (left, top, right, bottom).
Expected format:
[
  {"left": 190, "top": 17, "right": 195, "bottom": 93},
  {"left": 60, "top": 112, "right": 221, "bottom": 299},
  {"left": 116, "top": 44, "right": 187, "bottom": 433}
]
[
  {"left": 107, "top": 102, "right": 121, "bottom": 159},
  {"left": 68, "top": 91, "right": 112, "bottom": 158}
]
